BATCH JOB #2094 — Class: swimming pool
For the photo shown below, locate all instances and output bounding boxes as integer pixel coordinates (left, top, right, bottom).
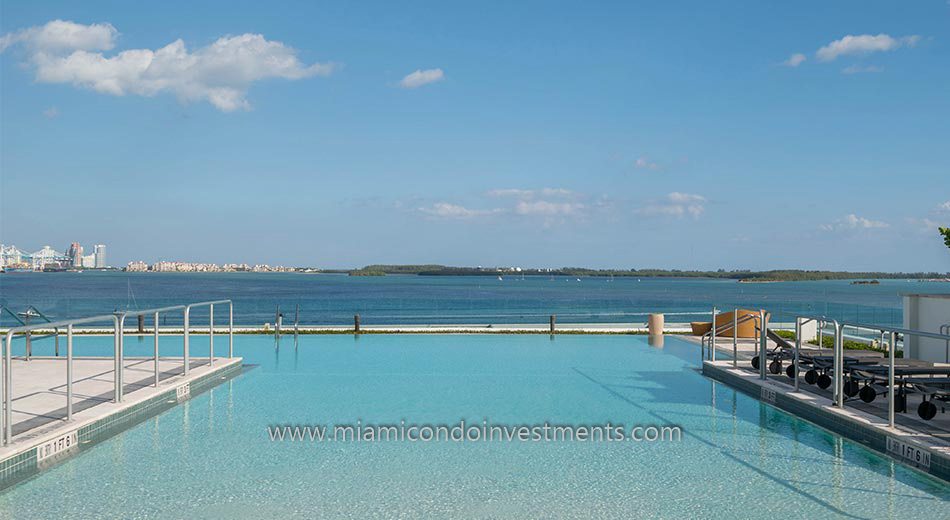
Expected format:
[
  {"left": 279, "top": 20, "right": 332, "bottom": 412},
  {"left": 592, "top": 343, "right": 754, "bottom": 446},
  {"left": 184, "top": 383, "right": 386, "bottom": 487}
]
[{"left": 1, "top": 334, "right": 947, "bottom": 518}]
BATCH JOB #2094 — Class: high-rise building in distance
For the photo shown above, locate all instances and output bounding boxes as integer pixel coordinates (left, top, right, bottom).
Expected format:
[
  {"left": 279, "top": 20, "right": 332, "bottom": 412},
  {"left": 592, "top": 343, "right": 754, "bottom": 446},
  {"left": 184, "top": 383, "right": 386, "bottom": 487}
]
[
  {"left": 67, "top": 242, "right": 83, "bottom": 267},
  {"left": 94, "top": 244, "right": 106, "bottom": 268}
]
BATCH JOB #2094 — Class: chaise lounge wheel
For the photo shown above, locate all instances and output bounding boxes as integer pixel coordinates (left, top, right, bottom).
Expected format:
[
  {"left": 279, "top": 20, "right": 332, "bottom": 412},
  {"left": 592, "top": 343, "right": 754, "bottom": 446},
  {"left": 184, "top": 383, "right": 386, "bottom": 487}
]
[
  {"left": 918, "top": 401, "right": 938, "bottom": 421},
  {"left": 817, "top": 373, "right": 832, "bottom": 389},
  {"left": 751, "top": 356, "right": 760, "bottom": 370},
  {"left": 859, "top": 385, "right": 876, "bottom": 403},
  {"left": 769, "top": 360, "right": 782, "bottom": 374},
  {"left": 843, "top": 381, "right": 860, "bottom": 398},
  {"left": 804, "top": 370, "right": 818, "bottom": 385},
  {"left": 786, "top": 365, "right": 797, "bottom": 379}
]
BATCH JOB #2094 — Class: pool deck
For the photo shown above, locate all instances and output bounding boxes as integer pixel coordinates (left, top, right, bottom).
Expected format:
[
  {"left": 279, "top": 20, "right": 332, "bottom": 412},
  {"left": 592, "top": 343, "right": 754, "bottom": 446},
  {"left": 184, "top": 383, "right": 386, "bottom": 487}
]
[
  {"left": 694, "top": 335, "right": 950, "bottom": 482},
  {"left": 0, "top": 355, "right": 243, "bottom": 488}
]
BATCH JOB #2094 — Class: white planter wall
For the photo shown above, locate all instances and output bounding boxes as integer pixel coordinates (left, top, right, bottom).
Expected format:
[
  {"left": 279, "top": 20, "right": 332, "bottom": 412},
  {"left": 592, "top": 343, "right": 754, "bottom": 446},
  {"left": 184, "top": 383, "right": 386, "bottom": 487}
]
[{"left": 903, "top": 294, "right": 950, "bottom": 363}]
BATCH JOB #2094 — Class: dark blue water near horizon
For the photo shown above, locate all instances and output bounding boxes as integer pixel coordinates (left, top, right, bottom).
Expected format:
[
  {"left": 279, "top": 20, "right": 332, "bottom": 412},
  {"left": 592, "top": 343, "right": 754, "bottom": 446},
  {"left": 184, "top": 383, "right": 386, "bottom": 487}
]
[{"left": 1, "top": 271, "right": 948, "bottom": 327}]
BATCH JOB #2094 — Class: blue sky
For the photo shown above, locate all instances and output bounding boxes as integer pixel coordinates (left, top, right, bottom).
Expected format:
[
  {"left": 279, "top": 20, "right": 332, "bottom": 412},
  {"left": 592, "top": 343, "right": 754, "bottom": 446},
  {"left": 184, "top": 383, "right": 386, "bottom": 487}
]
[{"left": 1, "top": 1, "right": 948, "bottom": 271}]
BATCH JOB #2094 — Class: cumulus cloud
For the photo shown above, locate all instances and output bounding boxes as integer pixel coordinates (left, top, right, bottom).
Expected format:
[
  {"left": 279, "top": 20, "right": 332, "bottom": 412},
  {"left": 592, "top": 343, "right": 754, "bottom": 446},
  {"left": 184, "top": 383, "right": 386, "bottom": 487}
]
[
  {"left": 420, "top": 188, "right": 586, "bottom": 222},
  {"left": 637, "top": 192, "right": 706, "bottom": 219},
  {"left": 514, "top": 200, "right": 583, "bottom": 216},
  {"left": 908, "top": 217, "right": 945, "bottom": 233},
  {"left": 418, "top": 202, "right": 500, "bottom": 219},
  {"left": 487, "top": 188, "right": 575, "bottom": 199},
  {"left": 820, "top": 214, "right": 889, "bottom": 231},
  {"left": 399, "top": 68, "right": 444, "bottom": 89},
  {"left": 783, "top": 53, "right": 807, "bottom": 67},
  {"left": 488, "top": 188, "right": 536, "bottom": 198},
  {"left": 635, "top": 157, "right": 660, "bottom": 171},
  {"left": 842, "top": 64, "right": 884, "bottom": 74},
  {"left": 1, "top": 20, "right": 334, "bottom": 111},
  {"left": 0, "top": 20, "right": 116, "bottom": 53},
  {"left": 816, "top": 34, "right": 920, "bottom": 62}
]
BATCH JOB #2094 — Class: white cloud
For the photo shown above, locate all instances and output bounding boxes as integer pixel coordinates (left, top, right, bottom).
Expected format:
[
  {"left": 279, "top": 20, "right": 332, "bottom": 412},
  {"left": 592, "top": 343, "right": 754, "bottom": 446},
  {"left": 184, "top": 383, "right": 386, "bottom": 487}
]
[
  {"left": 820, "top": 214, "right": 889, "bottom": 231},
  {"left": 842, "top": 64, "right": 884, "bottom": 74},
  {"left": 487, "top": 188, "right": 575, "bottom": 199},
  {"left": 488, "top": 188, "right": 535, "bottom": 198},
  {"left": 783, "top": 53, "right": 807, "bottom": 67},
  {"left": 0, "top": 19, "right": 116, "bottom": 53},
  {"left": 42, "top": 106, "right": 59, "bottom": 119},
  {"left": 905, "top": 217, "right": 946, "bottom": 234},
  {"left": 514, "top": 200, "right": 583, "bottom": 216},
  {"left": 937, "top": 201, "right": 950, "bottom": 213},
  {"left": 420, "top": 187, "right": 589, "bottom": 223},
  {"left": 635, "top": 157, "right": 660, "bottom": 171},
  {"left": 418, "top": 202, "right": 499, "bottom": 219},
  {"left": 637, "top": 192, "right": 706, "bottom": 219},
  {"left": 816, "top": 34, "right": 920, "bottom": 62},
  {"left": 420, "top": 188, "right": 585, "bottom": 221},
  {"left": 539, "top": 187, "right": 573, "bottom": 197},
  {"left": 399, "top": 68, "right": 444, "bottom": 89},
  {"left": 1, "top": 20, "right": 334, "bottom": 112}
]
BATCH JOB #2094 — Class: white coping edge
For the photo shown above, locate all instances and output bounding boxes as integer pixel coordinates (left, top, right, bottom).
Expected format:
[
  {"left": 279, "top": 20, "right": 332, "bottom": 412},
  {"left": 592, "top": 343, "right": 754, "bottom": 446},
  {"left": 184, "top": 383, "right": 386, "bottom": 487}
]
[{"left": 0, "top": 357, "right": 243, "bottom": 462}]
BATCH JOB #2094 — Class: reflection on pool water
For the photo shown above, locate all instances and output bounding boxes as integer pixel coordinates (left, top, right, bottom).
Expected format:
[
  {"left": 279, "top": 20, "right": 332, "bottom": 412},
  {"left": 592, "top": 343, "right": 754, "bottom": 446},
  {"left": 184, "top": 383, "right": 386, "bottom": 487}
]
[{"left": 1, "top": 334, "right": 947, "bottom": 518}]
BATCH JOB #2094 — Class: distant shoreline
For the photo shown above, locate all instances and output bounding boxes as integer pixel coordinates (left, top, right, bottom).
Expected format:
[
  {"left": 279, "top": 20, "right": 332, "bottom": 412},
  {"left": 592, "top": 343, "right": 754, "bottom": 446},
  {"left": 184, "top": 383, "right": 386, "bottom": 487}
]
[
  {"left": 5, "top": 265, "right": 949, "bottom": 283},
  {"left": 345, "top": 265, "right": 950, "bottom": 282}
]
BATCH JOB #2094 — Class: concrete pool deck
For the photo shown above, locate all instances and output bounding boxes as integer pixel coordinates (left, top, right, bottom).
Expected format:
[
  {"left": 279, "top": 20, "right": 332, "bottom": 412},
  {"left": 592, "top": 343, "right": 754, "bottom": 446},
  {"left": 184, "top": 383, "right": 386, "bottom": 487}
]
[
  {"left": 694, "top": 335, "right": 950, "bottom": 482},
  {"left": 0, "top": 355, "right": 242, "bottom": 488}
]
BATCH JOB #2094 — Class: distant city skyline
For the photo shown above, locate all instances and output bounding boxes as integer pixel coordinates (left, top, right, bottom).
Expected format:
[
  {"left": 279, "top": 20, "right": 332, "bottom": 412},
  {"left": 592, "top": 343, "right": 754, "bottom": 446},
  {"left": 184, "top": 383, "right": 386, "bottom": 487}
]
[
  {"left": 0, "top": 242, "right": 107, "bottom": 270},
  {"left": 1, "top": 2, "right": 949, "bottom": 271}
]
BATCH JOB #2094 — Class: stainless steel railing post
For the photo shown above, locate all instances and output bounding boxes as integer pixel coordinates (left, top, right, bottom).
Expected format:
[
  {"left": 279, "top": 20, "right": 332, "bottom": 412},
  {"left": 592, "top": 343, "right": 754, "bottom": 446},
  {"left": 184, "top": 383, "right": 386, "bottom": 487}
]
[
  {"left": 209, "top": 304, "right": 214, "bottom": 367},
  {"left": 113, "top": 315, "right": 121, "bottom": 403},
  {"left": 888, "top": 331, "right": 896, "bottom": 428},
  {"left": 942, "top": 324, "right": 950, "bottom": 363},
  {"left": 732, "top": 309, "right": 738, "bottom": 368},
  {"left": 759, "top": 310, "right": 767, "bottom": 380},
  {"left": 117, "top": 313, "right": 125, "bottom": 402},
  {"left": 67, "top": 324, "right": 73, "bottom": 420},
  {"left": 833, "top": 321, "right": 843, "bottom": 407},
  {"left": 793, "top": 318, "right": 801, "bottom": 392},
  {"left": 3, "top": 331, "right": 11, "bottom": 446},
  {"left": 183, "top": 306, "right": 191, "bottom": 375},
  {"left": 154, "top": 312, "right": 160, "bottom": 387},
  {"left": 710, "top": 307, "right": 717, "bottom": 362},
  {"left": 228, "top": 302, "right": 234, "bottom": 358}
]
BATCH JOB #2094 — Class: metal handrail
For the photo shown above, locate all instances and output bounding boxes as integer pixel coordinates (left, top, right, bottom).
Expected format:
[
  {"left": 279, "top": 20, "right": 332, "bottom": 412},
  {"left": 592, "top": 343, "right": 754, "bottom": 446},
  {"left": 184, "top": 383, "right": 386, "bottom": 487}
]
[
  {"left": 1, "top": 299, "right": 233, "bottom": 446},
  {"left": 701, "top": 311, "right": 761, "bottom": 363},
  {"left": 840, "top": 321, "right": 950, "bottom": 343},
  {"left": 113, "top": 306, "right": 185, "bottom": 402},
  {"left": 183, "top": 300, "right": 234, "bottom": 376},
  {"left": 3, "top": 313, "right": 120, "bottom": 445},
  {"left": 701, "top": 312, "right": 759, "bottom": 340},
  {"left": 942, "top": 324, "right": 950, "bottom": 364},
  {"left": 836, "top": 320, "right": 950, "bottom": 427},
  {"left": 716, "top": 312, "right": 950, "bottom": 428},
  {"left": 781, "top": 315, "right": 841, "bottom": 403}
]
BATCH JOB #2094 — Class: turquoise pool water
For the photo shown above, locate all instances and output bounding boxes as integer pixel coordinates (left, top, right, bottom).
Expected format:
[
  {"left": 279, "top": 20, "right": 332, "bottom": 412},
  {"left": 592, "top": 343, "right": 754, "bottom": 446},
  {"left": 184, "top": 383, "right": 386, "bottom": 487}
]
[{"left": 1, "top": 334, "right": 948, "bottom": 518}]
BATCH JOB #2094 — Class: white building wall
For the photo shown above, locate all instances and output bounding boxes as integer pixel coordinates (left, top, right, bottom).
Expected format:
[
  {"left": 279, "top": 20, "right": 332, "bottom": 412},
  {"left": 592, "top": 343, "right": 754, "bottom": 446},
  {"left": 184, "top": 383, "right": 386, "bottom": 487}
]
[
  {"left": 903, "top": 294, "right": 950, "bottom": 363},
  {"left": 94, "top": 244, "right": 106, "bottom": 268}
]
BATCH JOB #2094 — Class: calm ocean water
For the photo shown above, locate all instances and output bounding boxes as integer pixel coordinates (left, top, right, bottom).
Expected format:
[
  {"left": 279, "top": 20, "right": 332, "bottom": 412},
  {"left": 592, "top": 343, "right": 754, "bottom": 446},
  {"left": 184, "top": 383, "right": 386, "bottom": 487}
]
[{"left": 2, "top": 271, "right": 948, "bottom": 327}]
